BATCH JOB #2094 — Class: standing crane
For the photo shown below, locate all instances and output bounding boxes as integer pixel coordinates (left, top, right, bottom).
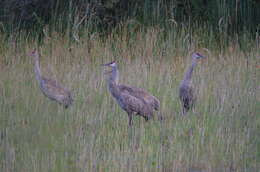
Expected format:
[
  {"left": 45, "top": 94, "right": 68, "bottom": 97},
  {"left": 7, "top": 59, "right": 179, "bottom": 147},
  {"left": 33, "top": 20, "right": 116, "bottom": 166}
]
[
  {"left": 30, "top": 49, "right": 73, "bottom": 108},
  {"left": 102, "top": 61, "right": 160, "bottom": 126},
  {"left": 179, "top": 52, "right": 205, "bottom": 115}
]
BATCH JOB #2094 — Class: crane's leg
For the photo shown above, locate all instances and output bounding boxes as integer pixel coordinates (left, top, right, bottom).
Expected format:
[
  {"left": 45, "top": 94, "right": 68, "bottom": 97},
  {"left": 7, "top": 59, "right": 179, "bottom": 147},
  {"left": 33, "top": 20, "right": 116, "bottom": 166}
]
[
  {"left": 136, "top": 112, "right": 149, "bottom": 122},
  {"left": 181, "top": 98, "right": 190, "bottom": 115},
  {"left": 182, "top": 105, "right": 187, "bottom": 115},
  {"left": 128, "top": 112, "right": 133, "bottom": 126},
  {"left": 157, "top": 112, "right": 164, "bottom": 121},
  {"left": 183, "top": 99, "right": 190, "bottom": 115},
  {"left": 143, "top": 115, "right": 149, "bottom": 121}
]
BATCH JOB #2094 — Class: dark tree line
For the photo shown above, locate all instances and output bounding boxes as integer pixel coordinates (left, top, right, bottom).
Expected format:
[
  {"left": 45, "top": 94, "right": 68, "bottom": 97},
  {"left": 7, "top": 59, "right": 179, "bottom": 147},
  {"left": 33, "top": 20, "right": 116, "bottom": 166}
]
[{"left": 0, "top": 0, "right": 259, "bottom": 36}]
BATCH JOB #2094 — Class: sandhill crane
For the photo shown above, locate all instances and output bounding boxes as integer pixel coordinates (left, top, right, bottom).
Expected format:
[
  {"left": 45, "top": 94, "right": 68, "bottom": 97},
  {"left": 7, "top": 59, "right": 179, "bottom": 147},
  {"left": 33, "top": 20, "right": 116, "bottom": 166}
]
[
  {"left": 179, "top": 52, "right": 205, "bottom": 115},
  {"left": 102, "top": 61, "right": 160, "bottom": 126},
  {"left": 30, "top": 49, "right": 73, "bottom": 108}
]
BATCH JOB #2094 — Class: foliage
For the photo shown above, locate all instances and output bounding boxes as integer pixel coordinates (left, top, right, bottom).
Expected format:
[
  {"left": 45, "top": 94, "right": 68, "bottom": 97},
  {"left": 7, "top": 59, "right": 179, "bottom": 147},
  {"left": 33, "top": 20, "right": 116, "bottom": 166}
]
[{"left": 0, "top": 0, "right": 260, "bottom": 38}]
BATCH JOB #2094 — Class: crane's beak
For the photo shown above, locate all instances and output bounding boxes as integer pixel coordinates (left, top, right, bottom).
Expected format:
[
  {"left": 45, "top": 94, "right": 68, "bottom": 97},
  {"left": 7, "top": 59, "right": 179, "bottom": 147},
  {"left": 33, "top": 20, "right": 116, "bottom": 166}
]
[
  {"left": 101, "top": 63, "right": 112, "bottom": 74},
  {"left": 199, "top": 54, "right": 206, "bottom": 59},
  {"left": 101, "top": 62, "right": 111, "bottom": 67},
  {"left": 101, "top": 62, "right": 115, "bottom": 74}
]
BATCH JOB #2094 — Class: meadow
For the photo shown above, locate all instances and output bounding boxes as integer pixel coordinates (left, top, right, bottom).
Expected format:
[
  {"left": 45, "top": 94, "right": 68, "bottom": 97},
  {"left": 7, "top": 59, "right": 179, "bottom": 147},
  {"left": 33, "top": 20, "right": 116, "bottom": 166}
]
[{"left": 0, "top": 27, "right": 259, "bottom": 172}]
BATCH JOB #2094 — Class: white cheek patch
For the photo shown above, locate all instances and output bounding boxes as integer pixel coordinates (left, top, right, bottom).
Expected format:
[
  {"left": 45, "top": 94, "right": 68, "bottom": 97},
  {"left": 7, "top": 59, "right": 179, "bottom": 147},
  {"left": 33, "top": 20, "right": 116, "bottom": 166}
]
[{"left": 110, "top": 62, "right": 116, "bottom": 67}]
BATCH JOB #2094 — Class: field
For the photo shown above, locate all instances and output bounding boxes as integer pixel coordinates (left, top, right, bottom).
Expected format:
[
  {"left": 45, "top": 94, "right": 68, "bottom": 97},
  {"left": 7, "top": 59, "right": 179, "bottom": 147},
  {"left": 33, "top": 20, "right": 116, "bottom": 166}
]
[{"left": 0, "top": 28, "right": 259, "bottom": 172}]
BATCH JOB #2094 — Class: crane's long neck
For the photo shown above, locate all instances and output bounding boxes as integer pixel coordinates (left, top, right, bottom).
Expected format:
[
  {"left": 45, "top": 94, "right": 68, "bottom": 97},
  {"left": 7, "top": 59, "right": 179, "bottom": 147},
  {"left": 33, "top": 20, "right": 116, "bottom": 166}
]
[
  {"left": 108, "top": 66, "right": 120, "bottom": 98},
  {"left": 34, "top": 52, "right": 42, "bottom": 83},
  {"left": 182, "top": 57, "right": 197, "bottom": 86},
  {"left": 110, "top": 66, "right": 119, "bottom": 84}
]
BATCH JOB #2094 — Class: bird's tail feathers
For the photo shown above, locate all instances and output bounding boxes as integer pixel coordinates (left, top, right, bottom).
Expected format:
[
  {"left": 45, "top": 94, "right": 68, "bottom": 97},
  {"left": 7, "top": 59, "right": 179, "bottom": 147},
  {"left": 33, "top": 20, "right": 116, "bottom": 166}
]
[{"left": 153, "top": 97, "right": 160, "bottom": 110}]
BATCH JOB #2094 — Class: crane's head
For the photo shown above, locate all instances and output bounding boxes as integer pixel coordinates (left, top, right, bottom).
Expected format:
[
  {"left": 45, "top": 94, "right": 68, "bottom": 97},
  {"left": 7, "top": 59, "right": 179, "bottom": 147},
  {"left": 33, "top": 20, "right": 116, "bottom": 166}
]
[
  {"left": 28, "top": 49, "right": 38, "bottom": 57},
  {"left": 101, "top": 61, "right": 117, "bottom": 75},
  {"left": 101, "top": 61, "right": 119, "bottom": 83},
  {"left": 192, "top": 52, "right": 205, "bottom": 60},
  {"left": 101, "top": 61, "right": 117, "bottom": 67}
]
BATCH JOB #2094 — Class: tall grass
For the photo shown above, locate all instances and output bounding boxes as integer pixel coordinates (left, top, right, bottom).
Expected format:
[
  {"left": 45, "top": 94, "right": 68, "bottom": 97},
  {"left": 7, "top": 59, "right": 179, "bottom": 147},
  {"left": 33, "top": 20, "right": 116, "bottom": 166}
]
[
  {"left": 0, "top": 27, "right": 259, "bottom": 171},
  {"left": 1, "top": 0, "right": 260, "bottom": 39}
]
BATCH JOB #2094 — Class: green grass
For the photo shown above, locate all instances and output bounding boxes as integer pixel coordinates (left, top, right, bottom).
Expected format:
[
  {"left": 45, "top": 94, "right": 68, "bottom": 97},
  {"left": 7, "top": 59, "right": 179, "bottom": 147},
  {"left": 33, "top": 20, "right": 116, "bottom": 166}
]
[{"left": 0, "top": 28, "right": 259, "bottom": 172}]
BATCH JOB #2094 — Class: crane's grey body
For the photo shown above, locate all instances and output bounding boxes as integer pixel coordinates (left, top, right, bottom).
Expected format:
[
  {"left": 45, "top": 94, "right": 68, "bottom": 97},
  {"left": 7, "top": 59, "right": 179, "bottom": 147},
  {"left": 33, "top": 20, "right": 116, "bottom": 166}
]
[
  {"left": 103, "top": 61, "right": 160, "bottom": 126},
  {"left": 179, "top": 53, "right": 205, "bottom": 115},
  {"left": 31, "top": 50, "right": 73, "bottom": 108}
]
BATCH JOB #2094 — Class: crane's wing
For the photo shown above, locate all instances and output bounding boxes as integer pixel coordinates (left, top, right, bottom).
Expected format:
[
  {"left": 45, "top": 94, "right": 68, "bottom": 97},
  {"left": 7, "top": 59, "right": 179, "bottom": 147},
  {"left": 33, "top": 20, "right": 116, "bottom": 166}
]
[
  {"left": 118, "top": 84, "right": 160, "bottom": 110},
  {"left": 119, "top": 92, "right": 153, "bottom": 116},
  {"left": 42, "top": 77, "right": 70, "bottom": 95},
  {"left": 40, "top": 77, "right": 72, "bottom": 103},
  {"left": 179, "top": 85, "right": 195, "bottom": 110}
]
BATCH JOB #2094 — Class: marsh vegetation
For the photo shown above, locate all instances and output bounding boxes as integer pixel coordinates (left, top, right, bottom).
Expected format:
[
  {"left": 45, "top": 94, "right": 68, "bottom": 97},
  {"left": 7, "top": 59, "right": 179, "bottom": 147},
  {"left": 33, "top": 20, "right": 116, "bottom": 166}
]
[{"left": 0, "top": 1, "right": 259, "bottom": 171}]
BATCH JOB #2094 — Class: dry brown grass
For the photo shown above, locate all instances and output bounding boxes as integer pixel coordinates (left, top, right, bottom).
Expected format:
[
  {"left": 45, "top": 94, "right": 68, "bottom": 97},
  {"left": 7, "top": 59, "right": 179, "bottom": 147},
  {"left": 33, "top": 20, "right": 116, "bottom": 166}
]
[{"left": 0, "top": 28, "right": 259, "bottom": 171}]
